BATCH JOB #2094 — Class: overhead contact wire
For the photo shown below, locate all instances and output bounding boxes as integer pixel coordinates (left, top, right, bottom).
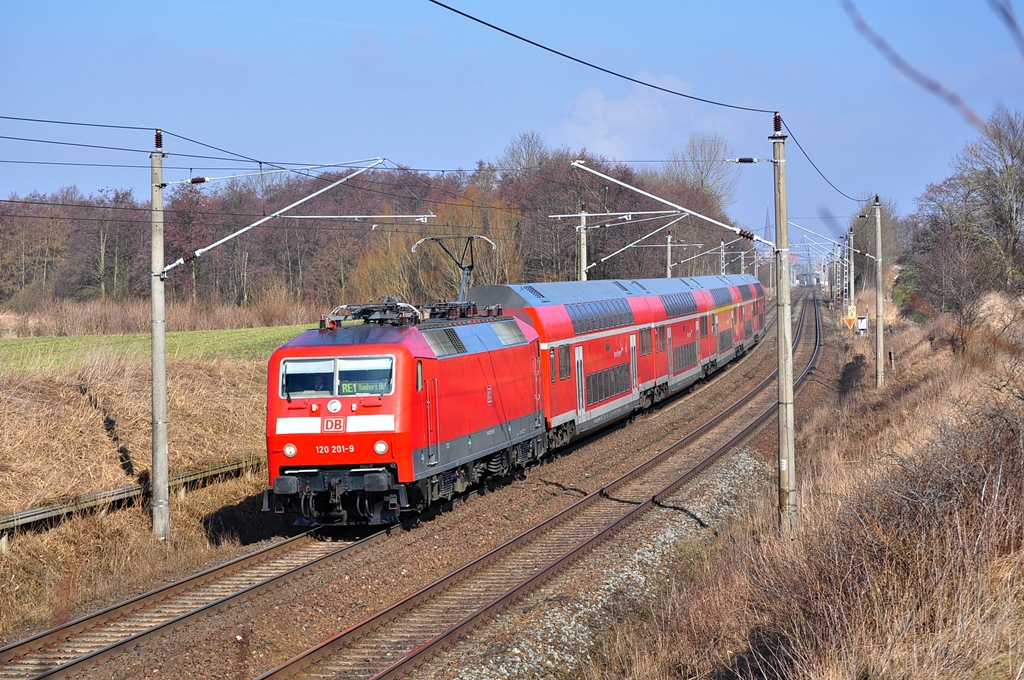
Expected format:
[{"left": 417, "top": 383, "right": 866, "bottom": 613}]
[{"left": 426, "top": 0, "right": 773, "bottom": 114}]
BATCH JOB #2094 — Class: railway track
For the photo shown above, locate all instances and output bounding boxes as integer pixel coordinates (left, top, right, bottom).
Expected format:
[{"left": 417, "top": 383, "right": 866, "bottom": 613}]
[
  {"left": 0, "top": 530, "right": 385, "bottom": 679},
  {"left": 257, "top": 295, "right": 820, "bottom": 680},
  {"left": 0, "top": 296, "right": 802, "bottom": 680}
]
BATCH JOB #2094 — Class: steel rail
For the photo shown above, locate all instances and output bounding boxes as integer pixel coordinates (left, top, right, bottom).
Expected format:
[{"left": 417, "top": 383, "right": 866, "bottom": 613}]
[
  {"left": 257, "top": 295, "right": 819, "bottom": 680},
  {"left": 383, "top": 294, "right": 821, "bottom": 679},
  {"left": 1, "top": 299, "right": 782, "bottom": 538},
  {"left": 1, "top": 294, "right": 793, "bottom": 680},
  {"left": 0, "top": 528, "right": 390, "bottom": 680},
  {"left": 0, "top": 458, "right": 264, "bottom": 534}
]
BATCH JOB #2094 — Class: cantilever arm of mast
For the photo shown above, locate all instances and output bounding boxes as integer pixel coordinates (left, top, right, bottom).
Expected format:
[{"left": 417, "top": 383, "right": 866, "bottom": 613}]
[
  {"left": 571, "top": 160, "right": 775, "bottom": 249},
  {"left": 790, "top": 221, "right": 877, "bottom": 260},
  {"left": 162, "top": 158, "right": 385, "bottom": 275},
  {"left": 586, "top": 214, "right": 687, "bottom": 271}
]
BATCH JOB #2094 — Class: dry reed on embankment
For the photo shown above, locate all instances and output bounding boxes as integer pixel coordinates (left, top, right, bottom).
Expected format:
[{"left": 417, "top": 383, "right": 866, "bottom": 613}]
[
  {"left": 0, "top": 291, "right": 321, "bottom": 338},
  {"left": 0, "top": 352, "right": 265, "bottom": 515},
  {"left": 0, "top": 338, "right": 295, "bottom": 643},
  {"left": 586, "top": 297, "right": 1024, "bottom": 679},
  {"left": 0, "top": 470, "right": 293, "bottom": 644}
]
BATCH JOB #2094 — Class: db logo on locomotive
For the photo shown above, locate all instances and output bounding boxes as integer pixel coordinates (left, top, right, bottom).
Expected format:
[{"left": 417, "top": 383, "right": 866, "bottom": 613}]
[{"left": 322, "top": 418, "right": 345, "bottom": 432}]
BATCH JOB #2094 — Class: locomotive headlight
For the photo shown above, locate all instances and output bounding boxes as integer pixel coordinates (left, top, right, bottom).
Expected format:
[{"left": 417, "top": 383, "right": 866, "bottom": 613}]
[
  {"left": 283, "top": 443, "right": 298, "bottom": 458},
  {"left": 373, "top": 440, "right": 388, "bottom": 455}
]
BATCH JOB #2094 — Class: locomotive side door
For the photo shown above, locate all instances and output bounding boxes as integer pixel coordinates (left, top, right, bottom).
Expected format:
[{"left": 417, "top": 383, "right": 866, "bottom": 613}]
[
  {"left": 426, "top": 377, "right": 440, "bottom": 466},
  {"left": 533, "top": 353, "right": 542, "bottom": 428}
]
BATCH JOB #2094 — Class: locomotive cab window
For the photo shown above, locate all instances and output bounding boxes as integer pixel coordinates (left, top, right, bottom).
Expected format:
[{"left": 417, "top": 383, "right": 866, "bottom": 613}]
[
  {"left": 337, "top": 357, "right": 394, "bottom": 396},
  {"left": 280, "top": 356, "right": 395, "bottom": 398},
  {"left": 281, "top": 359, "right": 335, "bottom": 397}
]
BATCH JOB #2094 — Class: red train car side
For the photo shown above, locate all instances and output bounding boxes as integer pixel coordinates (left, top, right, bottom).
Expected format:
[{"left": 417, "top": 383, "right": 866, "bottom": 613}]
[
  {"left": 266, "top": 275, "right": 764, "bottom": 524},
  {"left": 266, "top": 301, "right": 544, "bottom": 524}
]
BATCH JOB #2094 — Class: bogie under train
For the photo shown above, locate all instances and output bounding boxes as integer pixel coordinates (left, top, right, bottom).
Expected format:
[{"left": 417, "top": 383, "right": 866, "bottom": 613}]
[{"left": 266, "top": 275, "right": 764, "bottom": 524}]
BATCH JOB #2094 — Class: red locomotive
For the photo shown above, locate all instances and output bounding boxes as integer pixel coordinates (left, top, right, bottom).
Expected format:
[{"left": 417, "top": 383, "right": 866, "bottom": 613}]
[{"left": 266, "top": 274, "right": 764, "bottom": 524}]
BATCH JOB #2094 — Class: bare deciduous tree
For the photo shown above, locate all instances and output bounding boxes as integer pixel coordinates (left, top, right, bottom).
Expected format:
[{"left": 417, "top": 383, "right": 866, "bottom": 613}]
[
  {"left": 665, "top": 132, "right": 740, "bottom": 210},
  {"left": 955, "top": 108, "right": 1024, "bottom": 288}
]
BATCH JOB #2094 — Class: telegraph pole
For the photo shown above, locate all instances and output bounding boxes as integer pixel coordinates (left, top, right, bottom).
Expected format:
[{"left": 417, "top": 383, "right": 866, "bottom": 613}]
[
  {"left": 150, "top": 131, "right": 170, "bottom": 540},
  {"left": 848, "top": 228, "right": 855, "bottom": 309},
  {"left": 874, "top": 196, "right": 884, "bottom": 387},
  {"left": 832, "top": 244, "right": 838, "bottom": 307},
  {"left": 771, "top": 113, "right": 797, "bottom": 533},
  {"left": 579, "top": 208, "right": 588, "bottom": 281},
  {"left": 666, "top": 233, "right": 672, "bottom": 278}
]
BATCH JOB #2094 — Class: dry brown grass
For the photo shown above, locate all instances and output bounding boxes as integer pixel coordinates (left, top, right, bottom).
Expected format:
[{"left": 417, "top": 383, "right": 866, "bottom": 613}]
[
  {"left": 0, "top": 470, "right": 293, "bottom": 642},
  {"left": 0, "top": 352, "right": 265, "bottom": 515},
  {"left": 584, "top": 296, "right": 1024, "bottom": 679},
  {"left": 0, "top": 295, "right": 321, "bottom": 338},
  {"left": 0, "top": 300, "right": 317, "bottom": 643},
  {"left": 0, "top": 333, "right": 299, "bottom": 643}
]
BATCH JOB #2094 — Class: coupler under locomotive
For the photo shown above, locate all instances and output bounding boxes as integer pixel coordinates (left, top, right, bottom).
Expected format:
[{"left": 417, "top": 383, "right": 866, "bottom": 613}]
[{"left": 268, "top": 465, "right": 414, "bottom": 525}]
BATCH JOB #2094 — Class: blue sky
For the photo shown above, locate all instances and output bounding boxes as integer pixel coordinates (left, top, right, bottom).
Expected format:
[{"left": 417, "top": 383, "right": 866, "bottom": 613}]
[{"left": 2, "top": 1, "right": 1022, "bottom": 248}]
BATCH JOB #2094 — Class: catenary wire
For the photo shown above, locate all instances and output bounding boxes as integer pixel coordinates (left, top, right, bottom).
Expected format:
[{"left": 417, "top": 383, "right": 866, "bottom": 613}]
[
  {"left": 780, "top": 117, "right": 862, "bottom": 202},
  {"left": 4, "top": 114, "right": 861, "bottom": 206},
  {"left": 427, "top": 1, "right": 861, "bottom": 203},
  {"left": 426, "top": 0, "right": 773, "bottom": 114},
  {"left": 0, "top": 115, "right": 153, "bottom": 131}
]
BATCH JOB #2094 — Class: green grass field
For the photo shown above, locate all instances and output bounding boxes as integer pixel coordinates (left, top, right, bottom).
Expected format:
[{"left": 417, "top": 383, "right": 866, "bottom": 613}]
[{"left": 0, "top": 324, "right": 313, "bottom": 371}]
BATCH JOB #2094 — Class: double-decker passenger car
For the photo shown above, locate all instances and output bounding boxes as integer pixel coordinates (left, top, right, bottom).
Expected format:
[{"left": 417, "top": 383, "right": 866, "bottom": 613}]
[{"left": 267, "top": 275, "right": 764, "bottom": 524}]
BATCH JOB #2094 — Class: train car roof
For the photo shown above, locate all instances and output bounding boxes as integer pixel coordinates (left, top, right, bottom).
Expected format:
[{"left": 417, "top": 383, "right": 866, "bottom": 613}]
[
  {"left": 278, "top": 324, "right": 427, "bottom": 350},
  {"left": 274, "top": 315, "right": 537, "bottom": 359},
  {"left": 469, "top": 274, "right": 759, "bottom": 308}
]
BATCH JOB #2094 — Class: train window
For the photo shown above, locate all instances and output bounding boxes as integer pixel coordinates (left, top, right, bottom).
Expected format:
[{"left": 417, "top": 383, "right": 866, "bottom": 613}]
[
  {"left": 337, "top": 357, "right": 394, "bottom": 396},
  {"left": 657, "top": 326, "right": 666, "bottom": 352},
  {"left": 416, "top": 360, "right": 423, "bottom": 392},
  {"left": 549, "top": 349, "right": 556, "bottom": 383},
  {"left": 566, "top": 305, "right": 580, "bottom": 334},
  {"left": 584, "top": 302, "right": 597, "bottom": 332},
  {"left": 640, "top": 328, "right": 652, "bottom": 356},
  {"left": 700, "top": 316, "right": 709, "bottom": 338},
  {"left": 281, "top": 358, "right": 335, "bottom": 397},
  {"left": 559, "top": 345, "right": 571, "bottom": 380}
]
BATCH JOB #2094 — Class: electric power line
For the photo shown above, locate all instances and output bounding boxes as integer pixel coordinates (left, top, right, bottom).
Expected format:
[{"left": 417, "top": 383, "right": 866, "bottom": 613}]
[
  {"left": 427, "top": 0, "right": 773, "bottom": 115},
  {"left": 426, "top": 0, "right": 862, "bottom": 204}
]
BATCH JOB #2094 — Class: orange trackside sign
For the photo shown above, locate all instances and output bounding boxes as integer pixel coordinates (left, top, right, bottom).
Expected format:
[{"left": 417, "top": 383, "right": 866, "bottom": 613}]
[{"left": 844, "top": 317, "right": 856, "bottom": 329}]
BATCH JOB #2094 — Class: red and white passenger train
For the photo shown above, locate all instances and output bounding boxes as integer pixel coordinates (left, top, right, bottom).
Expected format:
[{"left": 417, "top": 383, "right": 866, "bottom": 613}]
[{"left": 266, "top": 274, "right": 765, "bottom": 524}]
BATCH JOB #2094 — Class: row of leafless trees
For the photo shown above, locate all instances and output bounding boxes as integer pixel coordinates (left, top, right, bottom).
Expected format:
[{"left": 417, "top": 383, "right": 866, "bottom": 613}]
[
  {"left": 895, "top": 108, "right": 1024, "bottom": 345},
  {"left": 0, "top": 133, "right": 750, "bottom": 313}
]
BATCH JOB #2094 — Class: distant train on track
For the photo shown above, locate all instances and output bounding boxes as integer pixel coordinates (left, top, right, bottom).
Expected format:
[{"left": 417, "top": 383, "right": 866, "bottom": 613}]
[{"left": 266, "top": 274, "right": 765, "bottom": 524}]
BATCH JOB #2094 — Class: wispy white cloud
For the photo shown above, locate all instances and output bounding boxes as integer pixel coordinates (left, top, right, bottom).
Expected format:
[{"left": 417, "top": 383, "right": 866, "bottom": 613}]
[{"left": 556, "top": 73, "right": 696, "bottom": 159}]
